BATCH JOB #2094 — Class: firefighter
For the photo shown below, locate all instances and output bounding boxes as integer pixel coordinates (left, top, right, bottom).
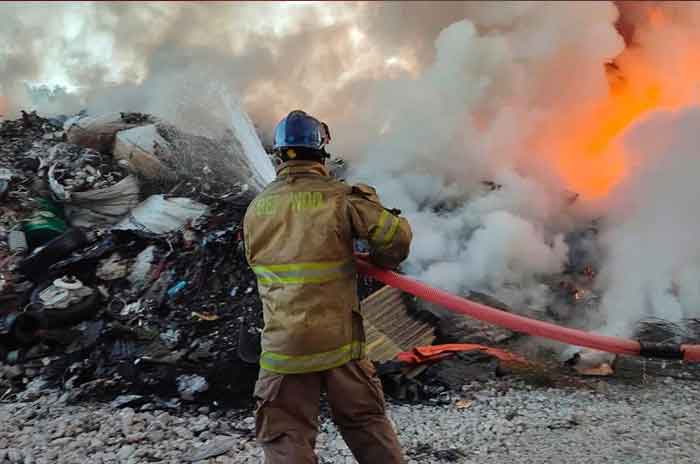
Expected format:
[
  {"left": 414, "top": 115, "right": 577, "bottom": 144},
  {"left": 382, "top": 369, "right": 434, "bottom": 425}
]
[{"left": 244, "top": 110, "right": 412, "bottom": 464}]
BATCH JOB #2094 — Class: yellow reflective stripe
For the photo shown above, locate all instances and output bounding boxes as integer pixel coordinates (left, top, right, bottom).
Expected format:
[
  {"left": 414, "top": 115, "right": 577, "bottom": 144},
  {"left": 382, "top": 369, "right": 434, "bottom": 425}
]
[
  {"left": 260, "top": 341, "right": 365, "bottom": 374},
  {"left": 253, "top": 260, "right": 355, "bottom": 285},
  {"left": 255, "top": 261, "right": 347, "bottom": 272},
  {"left": 257, "top": 274, "right": 345, "bottom": 285},
  {"left": 371, "top": 210, "right": 389, "bottom": 243},
  {"left": 383, "top": 215, "right": 400, "bottom": 246},
  {"left": 370, "top": 210, "right": 400, "bottom": 247}
]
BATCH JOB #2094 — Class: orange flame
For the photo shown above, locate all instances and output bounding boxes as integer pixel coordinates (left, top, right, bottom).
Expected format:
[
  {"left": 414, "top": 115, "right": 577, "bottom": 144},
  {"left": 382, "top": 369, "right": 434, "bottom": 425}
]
[
  {"left": 540, "top": 6, "right": 700, "bottom": 201},
  {"left": 553, "top": 78, "right": 662, "bottom": 199},
  {"left": 647, "top": 7, "right": 668, "bottom": 30}
]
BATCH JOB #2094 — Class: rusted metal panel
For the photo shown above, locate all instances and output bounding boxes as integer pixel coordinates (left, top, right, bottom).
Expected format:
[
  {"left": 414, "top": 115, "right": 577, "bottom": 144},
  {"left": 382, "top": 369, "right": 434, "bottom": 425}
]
[{"left": 362, "top": 286, "right": 435, "bottom": 362}]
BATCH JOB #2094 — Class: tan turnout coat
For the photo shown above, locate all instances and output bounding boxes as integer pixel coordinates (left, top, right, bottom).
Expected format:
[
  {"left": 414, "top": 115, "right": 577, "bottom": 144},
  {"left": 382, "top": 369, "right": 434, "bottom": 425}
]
[{"left": 244, "top": 160, "right": 412, "bottom": 374}]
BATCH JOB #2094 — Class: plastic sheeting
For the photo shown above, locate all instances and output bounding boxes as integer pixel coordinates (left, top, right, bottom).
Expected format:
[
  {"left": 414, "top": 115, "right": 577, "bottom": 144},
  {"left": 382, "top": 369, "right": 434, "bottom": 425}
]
[
  {"left": 115, "top": 195, "right": 208, "bottom": 235},
  {"left": 62, "top": 175, "right": 141, "bottom": 228},
  {"left": 65, "top": 112, "right": 138, "bottom": 154},
  {"left": 397, "top": 344, "right": 529, "bottom": 366},
  {"left": 113, "top": 124, "right": 177, "bottom": 181},
  {"left": 225, "top": 99, "right": 275, "bottom": 189}
]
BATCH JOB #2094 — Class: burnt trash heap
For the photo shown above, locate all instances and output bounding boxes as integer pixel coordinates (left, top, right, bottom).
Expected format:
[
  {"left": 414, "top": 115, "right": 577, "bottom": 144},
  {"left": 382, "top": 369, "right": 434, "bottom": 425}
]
[{"left": 1, "top": 111, "right": 266, "bottom": 407}]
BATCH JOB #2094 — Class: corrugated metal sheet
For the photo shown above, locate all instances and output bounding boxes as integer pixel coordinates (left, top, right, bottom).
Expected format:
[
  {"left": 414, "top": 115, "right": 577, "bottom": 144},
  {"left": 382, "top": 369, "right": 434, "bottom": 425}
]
[{"left": 362, "top": 286, "right": 436, "bottom": 362}]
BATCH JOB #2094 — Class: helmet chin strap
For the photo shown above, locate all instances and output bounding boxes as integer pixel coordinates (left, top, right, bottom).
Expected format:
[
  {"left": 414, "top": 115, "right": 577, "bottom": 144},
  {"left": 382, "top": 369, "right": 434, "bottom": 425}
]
[{"left": 274, "top": 147, "right": 329, "bottom": 164}]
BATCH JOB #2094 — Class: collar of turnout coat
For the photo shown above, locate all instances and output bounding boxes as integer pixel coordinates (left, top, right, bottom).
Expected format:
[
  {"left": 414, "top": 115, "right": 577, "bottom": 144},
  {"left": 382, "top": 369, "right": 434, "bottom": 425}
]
[{"left": 276, "top": 160, "right": 329, "bottom": 178}]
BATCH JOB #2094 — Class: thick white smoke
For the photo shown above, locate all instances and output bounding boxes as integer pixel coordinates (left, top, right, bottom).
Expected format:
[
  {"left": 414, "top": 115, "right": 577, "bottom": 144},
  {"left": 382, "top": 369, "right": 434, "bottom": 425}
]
[
  {"left": 348, "top": 5, "right": 622, "bottom": 310},
  {"left": 597, "top": 107, "right": 700, "bottom": 335},
  {"left": 587, "top": 1, "right": 700, "bottom": 336},
  {"left": 4, "top": 1, "right": 700, "bottom": 336}
]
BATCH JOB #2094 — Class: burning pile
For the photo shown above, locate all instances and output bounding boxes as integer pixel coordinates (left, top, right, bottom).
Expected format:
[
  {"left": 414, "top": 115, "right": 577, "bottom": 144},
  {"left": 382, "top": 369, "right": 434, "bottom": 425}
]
[
  {"left": 4, "top": 107, "right": 700, "bottom": 411},
  {"left": 5, "top": 1, "right": 700, "bottom": 408}
]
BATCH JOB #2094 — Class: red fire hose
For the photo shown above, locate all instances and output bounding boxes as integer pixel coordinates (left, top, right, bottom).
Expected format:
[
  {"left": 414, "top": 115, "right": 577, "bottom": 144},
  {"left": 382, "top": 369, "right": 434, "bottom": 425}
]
[{"left": 357, "top": 260, "right": 700, "bottom": 363}]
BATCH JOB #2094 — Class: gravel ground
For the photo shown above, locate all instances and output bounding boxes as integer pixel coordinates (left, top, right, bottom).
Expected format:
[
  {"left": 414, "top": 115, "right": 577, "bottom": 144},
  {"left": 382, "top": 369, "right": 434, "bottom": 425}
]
[{"left": 1, "top": 377, "right": 699, "bottom": 464}]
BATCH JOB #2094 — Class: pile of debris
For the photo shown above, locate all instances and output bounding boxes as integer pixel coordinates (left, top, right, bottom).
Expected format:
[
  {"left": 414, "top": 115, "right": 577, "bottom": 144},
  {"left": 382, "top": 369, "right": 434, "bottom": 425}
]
[
  {"left": 1, "top": 111, "right": 266, "bottom": 406},
  {"left": 8, "top": 110, "right": 693, "bottom": 413},
  {"left": 0, "top": 110, "right": 413, "bottom": 409}
]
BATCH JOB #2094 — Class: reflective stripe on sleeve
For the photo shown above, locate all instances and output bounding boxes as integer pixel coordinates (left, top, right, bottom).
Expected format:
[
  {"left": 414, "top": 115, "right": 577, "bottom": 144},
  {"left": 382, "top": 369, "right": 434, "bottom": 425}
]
[{"left": 370, "top": 210, "right": 400, "bottom": 247}]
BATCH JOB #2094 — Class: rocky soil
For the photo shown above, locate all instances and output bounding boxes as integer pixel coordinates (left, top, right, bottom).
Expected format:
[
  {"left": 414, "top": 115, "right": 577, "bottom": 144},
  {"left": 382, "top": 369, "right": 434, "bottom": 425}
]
[{"left": 1, "top": 376, "right": 699, "bottom": 464}]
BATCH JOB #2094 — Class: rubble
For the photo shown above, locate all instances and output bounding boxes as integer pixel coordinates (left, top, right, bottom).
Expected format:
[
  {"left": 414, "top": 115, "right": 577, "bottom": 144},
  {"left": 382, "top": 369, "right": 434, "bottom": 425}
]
[
  {"left": 46, "top": 143, "right": 131, "bottom": 197},
  {"left": 2, "top": 378, "right": 700, "bottom": 463},
  {"left": 1, "top": 110, "right": 417, "bottom": 409},
  {"left": 65, "top": 112, "right": 148, "bottom": 154},
  {"left": 560, "top": 318, "right": 700, "bottom": 379},
  {"left": 114, "top": 195, "right": 208, "bottom": 234},
  {"left": 0, "top": 111, "right": 264, "bottom": 407},
  {"left": 177, "top": 374, "right": 210, "bottom": 401},
  {"left": 6, "top": 109, "right": 698, "bottom": 416},
  {"left": 113, "top": 124, "right": 177, "bottom": 181},
  {"left": 564, "top": 349, "right": 616, "bottom": 376},
  {"left": 182, "top": 436, "right": 238, "bottom": 462},
  {"left": 4, "top": 109, "right": 497, "bottom": 410}
]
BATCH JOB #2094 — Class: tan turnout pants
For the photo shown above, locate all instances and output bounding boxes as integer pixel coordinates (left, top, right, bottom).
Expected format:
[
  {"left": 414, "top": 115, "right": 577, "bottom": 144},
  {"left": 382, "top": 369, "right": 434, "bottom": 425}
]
[{"left": 254, "top": 358, "right": 405, "bottom": 464}]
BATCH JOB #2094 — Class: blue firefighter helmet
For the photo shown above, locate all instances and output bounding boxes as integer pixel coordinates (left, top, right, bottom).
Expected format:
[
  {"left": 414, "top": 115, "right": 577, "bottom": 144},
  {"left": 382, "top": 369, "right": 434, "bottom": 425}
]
[{"left": 273, "top": 110, "right": 331, "bottom": 152}]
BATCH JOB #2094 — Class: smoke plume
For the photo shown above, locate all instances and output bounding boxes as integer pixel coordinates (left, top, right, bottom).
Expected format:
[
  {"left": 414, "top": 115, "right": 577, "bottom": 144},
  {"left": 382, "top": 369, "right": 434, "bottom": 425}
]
[
  {"left": 598, "top": 107, "right": 700, "bottom": 335},
  {"left": 3, "top": 1, "right": 700, "bottom": 336}
]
